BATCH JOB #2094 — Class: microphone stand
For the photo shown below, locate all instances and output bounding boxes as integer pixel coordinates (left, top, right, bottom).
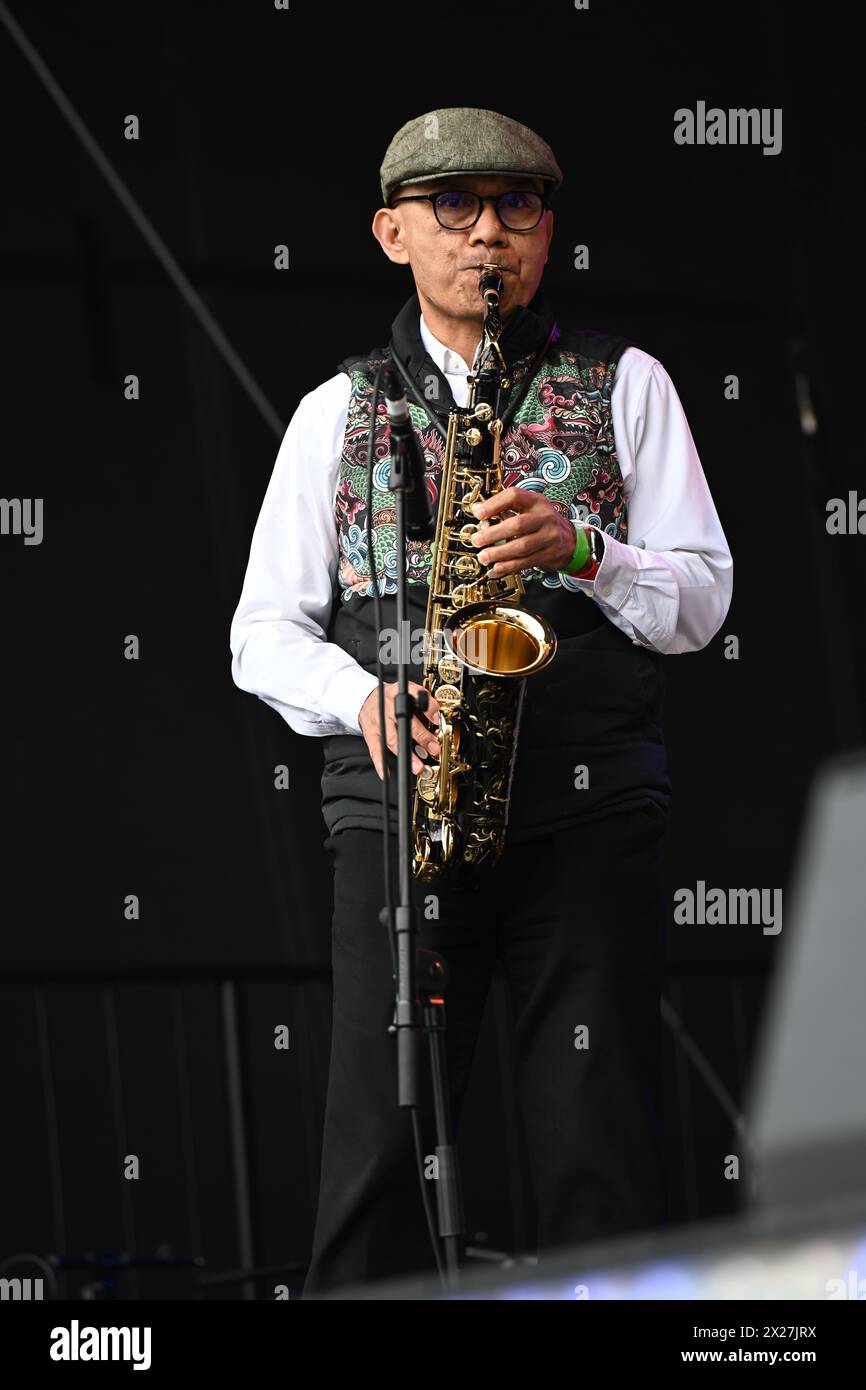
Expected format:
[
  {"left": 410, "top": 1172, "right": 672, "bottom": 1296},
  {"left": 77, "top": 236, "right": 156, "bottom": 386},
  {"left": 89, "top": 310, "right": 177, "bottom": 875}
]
[{"left": 386, "top": 431, "right": 465, "bottom": 1291}]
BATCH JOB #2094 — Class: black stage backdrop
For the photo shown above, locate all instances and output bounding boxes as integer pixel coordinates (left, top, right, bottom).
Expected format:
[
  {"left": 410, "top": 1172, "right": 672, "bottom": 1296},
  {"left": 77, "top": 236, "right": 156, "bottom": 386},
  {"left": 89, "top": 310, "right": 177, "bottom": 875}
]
[{"left": 1, "top": 0, "right": 864, "bottom": 1297}]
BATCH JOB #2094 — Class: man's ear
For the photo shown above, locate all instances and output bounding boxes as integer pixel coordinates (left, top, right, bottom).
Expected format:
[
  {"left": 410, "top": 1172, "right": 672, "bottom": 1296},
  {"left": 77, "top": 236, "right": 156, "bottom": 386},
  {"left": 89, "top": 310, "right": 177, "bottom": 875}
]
[{"left": 371, "top": 206, "right": 410, "bottom": 266}]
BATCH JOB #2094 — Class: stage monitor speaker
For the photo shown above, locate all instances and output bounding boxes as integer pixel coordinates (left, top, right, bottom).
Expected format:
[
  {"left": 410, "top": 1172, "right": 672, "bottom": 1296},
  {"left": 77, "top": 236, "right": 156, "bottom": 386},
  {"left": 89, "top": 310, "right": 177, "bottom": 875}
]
[{"left": 746, "top": 746, "right": 866, "bottom": 1210}]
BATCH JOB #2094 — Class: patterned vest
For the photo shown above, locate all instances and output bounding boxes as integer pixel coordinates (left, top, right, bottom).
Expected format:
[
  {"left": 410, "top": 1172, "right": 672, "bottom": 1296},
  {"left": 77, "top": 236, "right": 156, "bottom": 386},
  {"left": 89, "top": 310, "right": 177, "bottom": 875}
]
[{"left": 320, "top": 293, "right": 671, "bottom": 840}]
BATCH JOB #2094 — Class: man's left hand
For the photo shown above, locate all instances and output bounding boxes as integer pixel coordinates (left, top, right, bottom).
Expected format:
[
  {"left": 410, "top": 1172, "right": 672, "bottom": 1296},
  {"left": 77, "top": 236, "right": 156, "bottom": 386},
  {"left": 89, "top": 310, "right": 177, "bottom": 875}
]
[{"left": 471, "top": 487, "right": 576, "bottom": 576}]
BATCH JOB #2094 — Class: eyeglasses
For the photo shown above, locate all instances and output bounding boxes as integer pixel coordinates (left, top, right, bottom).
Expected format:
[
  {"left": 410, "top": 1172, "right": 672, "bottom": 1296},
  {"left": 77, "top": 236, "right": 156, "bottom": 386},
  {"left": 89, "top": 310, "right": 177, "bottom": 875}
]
[{"left": 390, "top": 188, "right": 549, "bottom": 231}]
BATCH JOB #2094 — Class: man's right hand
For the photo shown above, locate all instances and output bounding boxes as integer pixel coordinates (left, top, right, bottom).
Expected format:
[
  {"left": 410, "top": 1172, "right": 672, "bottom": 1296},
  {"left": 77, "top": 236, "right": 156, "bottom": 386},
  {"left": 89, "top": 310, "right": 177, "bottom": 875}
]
[{"left": 358, "top": 682, "right": 441, "bottom": 779}]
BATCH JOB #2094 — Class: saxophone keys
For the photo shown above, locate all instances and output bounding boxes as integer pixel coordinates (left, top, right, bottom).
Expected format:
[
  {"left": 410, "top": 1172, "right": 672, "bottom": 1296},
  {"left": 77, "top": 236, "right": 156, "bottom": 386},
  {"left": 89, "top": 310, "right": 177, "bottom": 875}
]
[
  {"left": 413, "top": 837, "right": 435, "bottom": 878},
  {"left": 451, "top": 583, "right": 468, "bottom": 608},
  {"left": 417, "top": 768, "right": 438, "bottom": 806},
  {"left": 440, "top": 819, "right": 455, "bottom": 864},
  {"left": 453, "top": 553, "right": 480, "bottom": 580},
  {"left": 464, "top": 427, "right": 482, "bottom": 447},
  {"left": 433, "top": 683, "right": 461, "bottom": 714},
  {"left": 437, "top": 656, "right": 461, "bottom": 684}
]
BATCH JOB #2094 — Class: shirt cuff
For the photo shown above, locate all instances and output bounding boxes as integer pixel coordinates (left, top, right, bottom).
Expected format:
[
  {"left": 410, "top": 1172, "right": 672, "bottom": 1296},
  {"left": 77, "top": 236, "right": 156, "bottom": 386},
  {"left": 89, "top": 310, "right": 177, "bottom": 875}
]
[
  {"left": 321, "top": 665, "right": 380, "bottom": 736},
  {"left": 562, "top": 529, "right": 638, "bottom": 609}
]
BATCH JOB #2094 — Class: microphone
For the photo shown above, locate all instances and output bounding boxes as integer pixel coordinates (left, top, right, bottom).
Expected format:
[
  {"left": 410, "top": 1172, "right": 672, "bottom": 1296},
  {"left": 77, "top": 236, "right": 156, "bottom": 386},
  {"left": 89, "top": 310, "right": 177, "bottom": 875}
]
[{"left": 383, "top": 363, "right": 434, "bottom": 539}]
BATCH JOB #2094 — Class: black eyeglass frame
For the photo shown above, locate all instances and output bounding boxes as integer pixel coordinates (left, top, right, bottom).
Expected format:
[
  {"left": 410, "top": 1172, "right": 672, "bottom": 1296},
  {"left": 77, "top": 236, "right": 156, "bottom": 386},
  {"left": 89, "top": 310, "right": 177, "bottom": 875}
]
[{"left": 389, "top": 187, "right": 551, "bottom": 231}]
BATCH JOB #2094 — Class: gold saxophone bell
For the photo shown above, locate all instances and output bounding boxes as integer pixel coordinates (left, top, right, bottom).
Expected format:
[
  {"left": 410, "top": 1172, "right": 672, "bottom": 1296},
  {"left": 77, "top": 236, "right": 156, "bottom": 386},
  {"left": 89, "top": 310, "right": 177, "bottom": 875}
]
[{"left": 444, "top": 603, "right": 556, "bottom": 678}]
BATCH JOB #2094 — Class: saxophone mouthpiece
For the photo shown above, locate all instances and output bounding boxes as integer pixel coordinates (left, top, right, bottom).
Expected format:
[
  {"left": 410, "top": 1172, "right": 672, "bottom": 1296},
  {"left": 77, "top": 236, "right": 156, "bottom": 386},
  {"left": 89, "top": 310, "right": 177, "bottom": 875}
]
[{"left": 478, "top": 262, "right": 503, "bottom": 299}]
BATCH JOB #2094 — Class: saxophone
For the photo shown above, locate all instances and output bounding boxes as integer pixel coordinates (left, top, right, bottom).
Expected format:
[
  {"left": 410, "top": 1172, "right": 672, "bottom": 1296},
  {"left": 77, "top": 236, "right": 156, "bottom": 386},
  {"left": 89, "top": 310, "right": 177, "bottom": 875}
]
[{"left": 412, "top": 264, "right": 557, "bottom": 881}]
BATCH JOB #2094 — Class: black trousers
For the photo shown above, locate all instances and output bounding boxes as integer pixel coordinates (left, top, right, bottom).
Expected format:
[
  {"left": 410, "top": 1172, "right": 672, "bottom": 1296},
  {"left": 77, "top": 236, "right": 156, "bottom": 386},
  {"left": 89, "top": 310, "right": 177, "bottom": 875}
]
[{"left": 302, "top": 801, "right": 668, "bottom": 1297}]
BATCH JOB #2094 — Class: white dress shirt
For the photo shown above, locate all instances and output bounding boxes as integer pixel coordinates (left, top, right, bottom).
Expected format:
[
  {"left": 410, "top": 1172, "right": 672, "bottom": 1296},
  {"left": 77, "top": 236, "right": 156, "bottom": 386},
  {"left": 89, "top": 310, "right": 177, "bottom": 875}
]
[{"left": 229, "top": 315, "right": 733, "bottom": 739}]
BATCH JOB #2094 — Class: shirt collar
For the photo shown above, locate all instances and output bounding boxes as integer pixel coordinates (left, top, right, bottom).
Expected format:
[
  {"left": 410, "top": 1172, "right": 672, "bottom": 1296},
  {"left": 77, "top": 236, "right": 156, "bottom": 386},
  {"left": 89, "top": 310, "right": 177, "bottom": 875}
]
[
  {"left": 418, "top": 316, "right": 481, "bottom": 376},
  {"left": 388, "top": 287, "right": 559, "bottom": 427}
]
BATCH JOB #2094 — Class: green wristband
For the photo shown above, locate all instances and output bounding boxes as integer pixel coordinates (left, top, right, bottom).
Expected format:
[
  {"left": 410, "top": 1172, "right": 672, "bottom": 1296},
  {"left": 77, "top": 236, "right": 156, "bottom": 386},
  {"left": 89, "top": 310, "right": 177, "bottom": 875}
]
[{"left": 561, "top": 522, "right": 591, "bottom": 575}]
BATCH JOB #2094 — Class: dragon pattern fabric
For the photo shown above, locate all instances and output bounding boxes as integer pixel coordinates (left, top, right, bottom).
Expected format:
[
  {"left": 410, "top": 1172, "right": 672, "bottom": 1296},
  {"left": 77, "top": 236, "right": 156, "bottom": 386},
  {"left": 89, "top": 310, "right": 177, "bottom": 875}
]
[{"left": 334, "top": 347, "right": 629, "bottom": 600}]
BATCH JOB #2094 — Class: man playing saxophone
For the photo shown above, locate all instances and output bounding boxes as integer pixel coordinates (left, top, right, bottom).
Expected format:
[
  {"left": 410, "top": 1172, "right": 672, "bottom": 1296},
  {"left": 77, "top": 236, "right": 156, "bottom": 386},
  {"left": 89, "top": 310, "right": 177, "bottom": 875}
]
[{"left": 229, "top": 107, "right": 733, "bottom": 1296}]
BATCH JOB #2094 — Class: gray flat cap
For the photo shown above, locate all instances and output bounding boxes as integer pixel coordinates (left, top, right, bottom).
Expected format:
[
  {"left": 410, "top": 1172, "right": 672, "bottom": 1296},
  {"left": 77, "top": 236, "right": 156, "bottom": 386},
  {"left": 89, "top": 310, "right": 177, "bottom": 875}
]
[{"left": 380, "top": 107, "right": 563, "bottom": 206}]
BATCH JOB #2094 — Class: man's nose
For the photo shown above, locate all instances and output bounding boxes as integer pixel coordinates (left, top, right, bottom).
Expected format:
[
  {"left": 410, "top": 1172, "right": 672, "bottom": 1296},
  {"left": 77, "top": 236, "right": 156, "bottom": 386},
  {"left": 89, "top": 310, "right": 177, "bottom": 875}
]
[{"left": 467, "top": 199, "right": 509, "bottom": 240}]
